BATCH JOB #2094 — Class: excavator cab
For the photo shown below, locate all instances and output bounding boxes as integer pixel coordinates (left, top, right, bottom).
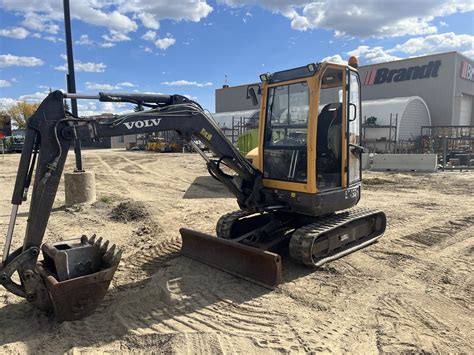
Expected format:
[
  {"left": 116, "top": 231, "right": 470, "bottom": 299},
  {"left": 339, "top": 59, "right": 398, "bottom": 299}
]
[{"left": 250, "top": 62, "right": 364, "bottom": 216}]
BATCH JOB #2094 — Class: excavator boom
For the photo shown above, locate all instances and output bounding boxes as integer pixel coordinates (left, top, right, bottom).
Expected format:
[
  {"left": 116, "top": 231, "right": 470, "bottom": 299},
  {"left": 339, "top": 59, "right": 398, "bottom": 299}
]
[{"left": 0, "top": 90, "right": 272, "bottom": 320}]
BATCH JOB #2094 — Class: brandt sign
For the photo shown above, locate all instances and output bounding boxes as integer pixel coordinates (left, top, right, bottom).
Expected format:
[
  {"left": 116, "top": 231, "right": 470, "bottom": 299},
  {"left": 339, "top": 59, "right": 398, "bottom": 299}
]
[
  {"left": 364, "top": 60, "right": 441, "bottom": 86},
  {"left": 460, "top": 61, "right": 474, "bottom": 81}
]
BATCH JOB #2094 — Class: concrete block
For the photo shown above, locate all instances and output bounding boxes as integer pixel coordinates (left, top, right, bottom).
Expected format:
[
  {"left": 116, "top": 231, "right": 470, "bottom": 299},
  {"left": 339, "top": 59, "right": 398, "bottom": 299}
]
[
  {"left": 371, "top": 154, "right": 438, "bottom": 172},
  {"left": 362, "top": 153, "right": 371, "bottom": 170},
  {"left": 64, "top": 171, "right": 96, "bottom": 206}
]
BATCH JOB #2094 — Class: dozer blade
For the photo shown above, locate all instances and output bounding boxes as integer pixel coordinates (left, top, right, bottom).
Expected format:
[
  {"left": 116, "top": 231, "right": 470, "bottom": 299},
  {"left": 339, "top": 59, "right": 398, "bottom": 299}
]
[
  {"left": 37, "top": 235, "right": 121, "bottom": 321},
  {"left": 180, "top": 228, "right": 282, "bottom": 288}
]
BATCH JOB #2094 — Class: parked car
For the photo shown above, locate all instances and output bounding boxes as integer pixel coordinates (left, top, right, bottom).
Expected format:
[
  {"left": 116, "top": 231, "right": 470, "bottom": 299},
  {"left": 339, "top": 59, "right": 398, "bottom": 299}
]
[{"left": 3, "top": 135, "right": 25, "bottom": 153}]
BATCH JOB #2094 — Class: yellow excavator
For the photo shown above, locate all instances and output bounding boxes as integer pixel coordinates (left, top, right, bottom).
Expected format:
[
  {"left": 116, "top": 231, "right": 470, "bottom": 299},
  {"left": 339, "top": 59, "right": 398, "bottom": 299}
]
[{"left": 1, "top": 57, "right": 386, "bottom": 321}]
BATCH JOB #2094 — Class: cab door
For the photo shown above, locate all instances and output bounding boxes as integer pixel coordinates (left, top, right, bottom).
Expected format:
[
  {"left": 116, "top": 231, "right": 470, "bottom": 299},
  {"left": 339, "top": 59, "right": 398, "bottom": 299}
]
[
  {"left": 260, "top": 80, "right": 312, "bottom": 193},
  {"left": 315, "top": 65, "right": 346, "bottom": 191},
  {"left": 347, "top": 69, "right": 362, "bottom": 185}
]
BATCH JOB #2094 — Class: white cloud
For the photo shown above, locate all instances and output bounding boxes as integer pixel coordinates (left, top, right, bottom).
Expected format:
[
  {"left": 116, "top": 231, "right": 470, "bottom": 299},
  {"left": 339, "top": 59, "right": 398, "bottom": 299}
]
[
  {"left": 117, "top": 82, "right": 136, "bottom": 87},
  {"left": 0, "top": 54, "right": 44, "bottom": 68},
  {"left": 143, "top": 46, "right": 153, "bottom": 53},
  {"left": 389, "top": 32, "right": 474, "bottom": 58},
  {"left": 137, "top": 13, "right": 160, "bottom": 30},
  {"left": 142, "top": 30, "right": 157, "bottom": 41},
  {"left": 85, "top": 81, "right": 137, "bottom": 90},
  {"left": 0, "top": 80, "right": 12, "bottom": 87},
  {"left": 75, "top": 34, "right": 93, "bottom": 46},
  {"left": 74, "top": 100, "right": 132, "bottom": 116},
  {"left": 55, "top": 60, "right": 106, "bottom": 73},
  {"left": 321, "top": 54, "right": 346, "bottom": 64},
  {"left": 243, "top": 11, "right": 253, "bottom": 23},
  {"left": 70, "top": 4, "right": 137, "bottom": 33},
  {"left": 45, "top": 24, "right": 60, "bottom": 34},
  {"left": 102, "top": 30, "right": 131, "bottom": 42},
  {"left": 85, "top": 82, "right": 120, "bottom": 90},
  {"left": 76, "top": 100, "right": 99, "bottom": 117},
  {"left": 161, "top": 80, "right": 213, "bottom": 87},
  {"left": 348, "top": 46, "right": 401, "bottom": 64},
  {"left": 43, "top": 35, "right": 62, "bottom": 42},
  {"left": 0, "top": 27, "right": 29, "bottom": 39},
  {"left": 324, "top": 31, "right": 474, "bottom": 66},
  {"left": 219, "top": 0, "right": 474, "bottom": 38},
  {"left": 18, "top": 91, "right": 50, "bottom": 102},
  {"left": 21, "top": 12, "right": 59, "bottom": 34},
  {"left": 1, "top": 0, "right": 213, "bottom": 40},
  {"left": 119, "top": 1, "right": 213, "bottom": 23},
  {"left": 0, "top": 97, "right": 19, "bottom": 110},
  {"left": 100, "top": 101, "right": 131, "bottom": 115},
  {"left": 100, "top": 42, "right": 116, "bottom": 48},
  {"left": 155, "top": 36, "right": 176, "bottom": 50},
  {"left": 183, "top": 94, "right": 198, "bottom": 101}
]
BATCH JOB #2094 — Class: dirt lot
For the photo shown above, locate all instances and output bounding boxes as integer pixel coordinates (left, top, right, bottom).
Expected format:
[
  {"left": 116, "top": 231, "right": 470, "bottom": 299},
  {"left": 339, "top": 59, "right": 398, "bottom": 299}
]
[{"left": 0, "top": 149, "right": 473, "bottom": 353}]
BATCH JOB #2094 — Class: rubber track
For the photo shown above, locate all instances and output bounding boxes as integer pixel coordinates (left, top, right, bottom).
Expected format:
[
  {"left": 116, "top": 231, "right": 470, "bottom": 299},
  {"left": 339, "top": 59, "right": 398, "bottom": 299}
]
[
  {"left": 216, "top": 210, "right": 255, "bottom": 239},
  {"left": 289, "top": 208, "right": 385, "bottom": 266}
]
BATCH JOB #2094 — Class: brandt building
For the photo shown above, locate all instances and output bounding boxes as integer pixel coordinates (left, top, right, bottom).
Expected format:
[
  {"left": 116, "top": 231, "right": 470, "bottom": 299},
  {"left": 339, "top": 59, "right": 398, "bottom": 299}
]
[{"left": 215, "top": 51, "right": 474, "bottom": 127}]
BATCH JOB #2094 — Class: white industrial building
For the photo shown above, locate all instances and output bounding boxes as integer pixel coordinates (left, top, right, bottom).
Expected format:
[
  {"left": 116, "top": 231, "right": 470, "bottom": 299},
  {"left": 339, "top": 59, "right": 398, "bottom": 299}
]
[
  {"left": 361, "top": 96, "right": 431, "bottom": 152},
  {"left": 358, "top": 52, "right": 473, "bottom": 127}
]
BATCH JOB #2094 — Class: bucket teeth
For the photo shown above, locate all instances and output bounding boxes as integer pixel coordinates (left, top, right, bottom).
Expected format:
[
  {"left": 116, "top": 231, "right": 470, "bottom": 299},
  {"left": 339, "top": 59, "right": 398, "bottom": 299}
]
[
  {"left": 85, "top": 235, "right": 121, "bottom": 266},
  {"left": 104, "top": 244, "right": 117, "bottom": 265},
  {"left": 100, "top": 240, "right": 109, "bottom": 254},
  {"left": 94, "top": 236, "right": 103, "bottom": 248}
]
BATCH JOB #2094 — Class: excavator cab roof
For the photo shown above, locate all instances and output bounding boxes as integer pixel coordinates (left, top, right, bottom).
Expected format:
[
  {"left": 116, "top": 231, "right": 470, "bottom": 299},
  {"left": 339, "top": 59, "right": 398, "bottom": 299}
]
[{"left": 259, "top": 61, "right": 356, "bottom": 85}]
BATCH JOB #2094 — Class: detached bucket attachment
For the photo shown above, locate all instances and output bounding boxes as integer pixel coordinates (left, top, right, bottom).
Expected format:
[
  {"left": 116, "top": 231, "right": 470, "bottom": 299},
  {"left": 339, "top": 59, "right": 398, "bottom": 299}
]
[
  {"left": 180, "top": 228, "right": 282, "bottom": 288},
  {"left": 37, "top": 235, "right": 121, "bottom": 321}
]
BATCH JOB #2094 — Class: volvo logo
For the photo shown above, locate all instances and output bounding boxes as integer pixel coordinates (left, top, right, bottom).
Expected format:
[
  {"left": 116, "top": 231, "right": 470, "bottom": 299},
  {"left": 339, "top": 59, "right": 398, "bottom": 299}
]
[
  {"left": 364, "top": 60, "right": 441, "bottom": 86},
  {"left": 124, "top": 118, "right": 161, "bottom": 129}
]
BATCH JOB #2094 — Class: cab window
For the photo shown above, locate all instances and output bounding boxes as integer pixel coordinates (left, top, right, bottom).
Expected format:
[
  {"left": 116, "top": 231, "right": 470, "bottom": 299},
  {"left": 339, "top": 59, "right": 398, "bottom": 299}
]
[{"left": 263, "top": 82, "right": 309, "bottom": 183}]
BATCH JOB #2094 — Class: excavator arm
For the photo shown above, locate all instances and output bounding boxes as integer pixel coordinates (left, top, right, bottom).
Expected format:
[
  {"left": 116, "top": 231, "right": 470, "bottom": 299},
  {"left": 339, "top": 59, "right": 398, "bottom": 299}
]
[{"left": 1, "top": 90, "right": 268, "bottom": 321}]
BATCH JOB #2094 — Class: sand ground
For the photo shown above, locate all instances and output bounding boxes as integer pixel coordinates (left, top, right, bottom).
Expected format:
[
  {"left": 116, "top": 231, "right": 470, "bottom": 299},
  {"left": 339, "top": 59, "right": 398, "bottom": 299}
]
[{"left": 0, "top": 149, "right": 473, "bottom": 353}]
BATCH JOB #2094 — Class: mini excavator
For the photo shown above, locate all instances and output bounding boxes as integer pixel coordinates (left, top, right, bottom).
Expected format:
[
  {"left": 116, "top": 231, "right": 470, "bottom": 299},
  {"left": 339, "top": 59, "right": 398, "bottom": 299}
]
[{"left": 1, "top": 58, "right": 386, "bottom": 321}]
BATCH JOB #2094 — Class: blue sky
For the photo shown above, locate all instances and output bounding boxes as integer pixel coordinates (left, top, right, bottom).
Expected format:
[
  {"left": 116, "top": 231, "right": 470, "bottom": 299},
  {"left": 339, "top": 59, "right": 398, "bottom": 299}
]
[{"left": 0, "top": 0, "right": 473, "bottom": 114}]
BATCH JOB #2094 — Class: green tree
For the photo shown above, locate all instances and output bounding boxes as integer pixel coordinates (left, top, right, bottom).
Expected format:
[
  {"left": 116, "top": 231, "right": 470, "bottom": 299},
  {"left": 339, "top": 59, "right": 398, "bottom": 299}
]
[
  {"left": 134, "top": 104, "right": 144, "bottom": 112},
  {"left": 0, "top": 110, "right": 10, "bottom": 128},
  {"left": 7, "top": 101, "right": 40, "bottom": 129}
]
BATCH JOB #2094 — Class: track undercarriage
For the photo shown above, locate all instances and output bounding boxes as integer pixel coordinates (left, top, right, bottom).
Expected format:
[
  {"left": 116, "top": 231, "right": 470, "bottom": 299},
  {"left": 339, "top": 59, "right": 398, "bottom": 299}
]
[{"left": 181, "top": 208, "right": 386, "bottom": 288}]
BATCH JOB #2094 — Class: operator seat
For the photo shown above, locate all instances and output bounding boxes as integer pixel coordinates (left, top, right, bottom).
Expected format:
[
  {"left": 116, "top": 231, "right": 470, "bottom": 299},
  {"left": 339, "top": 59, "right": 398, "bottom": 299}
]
[{"left": 317, "top": 103, "right": 342, "bottom": 158}]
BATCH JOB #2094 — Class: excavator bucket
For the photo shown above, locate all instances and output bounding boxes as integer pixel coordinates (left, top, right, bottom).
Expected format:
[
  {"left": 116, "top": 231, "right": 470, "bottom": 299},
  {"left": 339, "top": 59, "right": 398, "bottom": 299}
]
[
  {"left": 38, "top": 235, "right": 121, "bottom": 321},
  {"left": 180, "top": 228, "right": 282, "bottom": 288}
]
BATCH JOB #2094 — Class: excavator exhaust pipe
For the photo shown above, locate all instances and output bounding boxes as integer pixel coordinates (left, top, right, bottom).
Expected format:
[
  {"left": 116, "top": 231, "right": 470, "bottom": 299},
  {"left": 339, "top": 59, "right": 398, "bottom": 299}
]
[
  {"left": 37, "top": 235, "right": 121, "bottom": 321},
  {"left": 180, "top": 228, "right": 282, "bottom": 288}
]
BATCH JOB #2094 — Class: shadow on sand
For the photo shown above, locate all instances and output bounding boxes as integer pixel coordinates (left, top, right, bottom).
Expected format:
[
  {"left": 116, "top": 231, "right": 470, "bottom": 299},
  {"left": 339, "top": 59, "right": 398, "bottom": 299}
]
[
  {"left": 183, "top": 176, "right": 233, "bottom": 199},
  {"left": 0, "top": 246, "right": 315, "bottom": 352}
]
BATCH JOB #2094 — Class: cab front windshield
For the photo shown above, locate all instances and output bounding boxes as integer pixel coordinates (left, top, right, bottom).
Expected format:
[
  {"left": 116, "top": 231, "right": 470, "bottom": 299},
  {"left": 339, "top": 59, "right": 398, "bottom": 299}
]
[{"left": 263, "top": 81, "right": 309, "bottom": 183}]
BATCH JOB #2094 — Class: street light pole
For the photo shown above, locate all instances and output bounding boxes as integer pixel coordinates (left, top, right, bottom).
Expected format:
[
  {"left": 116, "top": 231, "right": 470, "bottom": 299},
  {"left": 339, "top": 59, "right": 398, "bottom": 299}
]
[{"left": 63, "top": 0, "right": 83, "bottom": 172}]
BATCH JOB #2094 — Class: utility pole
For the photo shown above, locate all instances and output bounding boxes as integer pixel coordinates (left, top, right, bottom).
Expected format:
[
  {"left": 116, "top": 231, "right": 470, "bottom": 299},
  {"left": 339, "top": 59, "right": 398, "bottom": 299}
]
[{"left": 63, "top": 0, "right": 83, "bottom": 172}]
